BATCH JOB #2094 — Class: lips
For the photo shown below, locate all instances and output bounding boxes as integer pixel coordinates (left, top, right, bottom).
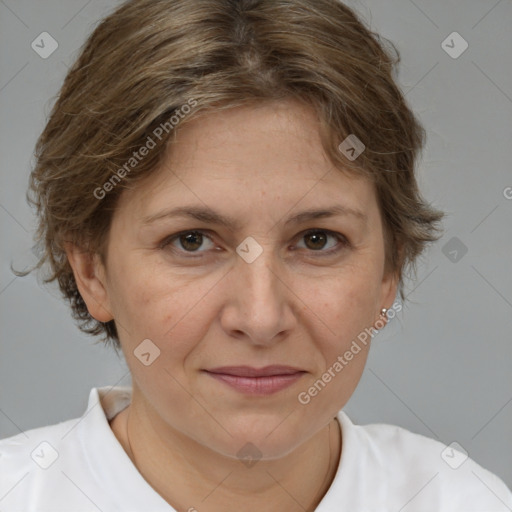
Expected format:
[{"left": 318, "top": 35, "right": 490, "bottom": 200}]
[
  {"left": 204, "top": 365, "right": 305, "bottom": 377},
  {"left": 203, "top": 365, "right": 306, "bottom": 395}
]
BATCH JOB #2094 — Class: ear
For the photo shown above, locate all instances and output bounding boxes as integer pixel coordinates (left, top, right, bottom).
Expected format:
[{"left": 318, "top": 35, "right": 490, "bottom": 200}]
[
  {"left": 64, "top": 242, "right": 114, "bottom": 323},
  {"left": 380, "top": 268, "right": 399, "bottom": 311},
  {"left": 371, "top": 268, "right": 399, "bottom": 330},
  {"left": 376, "top": 243, "right": 403, "bottom": 327}
]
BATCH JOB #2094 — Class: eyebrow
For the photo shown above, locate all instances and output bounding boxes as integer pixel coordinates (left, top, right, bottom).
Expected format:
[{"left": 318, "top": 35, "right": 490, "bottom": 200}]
[{"left": 142, "top": 204, "right": 367, "bottom": 230}]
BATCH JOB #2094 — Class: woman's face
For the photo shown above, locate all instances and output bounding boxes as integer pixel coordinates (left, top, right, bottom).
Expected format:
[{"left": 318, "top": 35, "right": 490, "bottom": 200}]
[{"left": 88, "top": 99, "right": 397, "bottom": 460}]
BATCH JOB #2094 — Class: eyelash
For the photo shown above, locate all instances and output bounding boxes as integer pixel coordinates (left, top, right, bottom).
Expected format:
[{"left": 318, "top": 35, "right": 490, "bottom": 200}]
[{"left": 159, "top": 229, "right": 350, "bottom": 258}]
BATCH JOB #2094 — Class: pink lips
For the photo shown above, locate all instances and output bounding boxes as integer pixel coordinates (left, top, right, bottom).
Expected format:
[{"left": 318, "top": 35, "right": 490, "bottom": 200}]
[{"left": 203, "top": 365, "right": 306, "bottom": 395}]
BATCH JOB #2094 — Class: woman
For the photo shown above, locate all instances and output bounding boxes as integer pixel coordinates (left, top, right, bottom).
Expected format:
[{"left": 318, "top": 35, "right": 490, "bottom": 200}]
[{"left": 1, "top": 0, "right": 511, "bottom": 510}]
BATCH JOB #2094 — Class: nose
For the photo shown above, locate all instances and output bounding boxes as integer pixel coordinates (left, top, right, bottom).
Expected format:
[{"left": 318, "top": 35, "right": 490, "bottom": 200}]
[{"left": 219, "top": 245, "right": 297, "bottom": 346}]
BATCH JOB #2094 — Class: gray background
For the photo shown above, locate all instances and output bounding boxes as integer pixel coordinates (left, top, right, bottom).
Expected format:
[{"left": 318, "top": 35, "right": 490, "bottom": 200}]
[{"left": 1, "top": 0, "right": 511, "bottom": 490}]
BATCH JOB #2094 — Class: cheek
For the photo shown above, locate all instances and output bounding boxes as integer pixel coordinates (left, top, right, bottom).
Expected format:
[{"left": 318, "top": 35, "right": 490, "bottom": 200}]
[
  {"left": 318, "top": 281, "right": 375, "bottom": 372},
  {"left": 108, "top": 256, "right": 217, "bottom": 362},
  {"left": 104, "top": 255, "right": 171, "bottom": 347},
  {"left": 332, "top": 279, "right": 379, "bottom": 336},
  {"left": 298, "top": 260, "right": 382, "bottom": 338},
  {"left": 293, "top": 261, "right": 381, "bottom": 394},
  {"left": 296, "top": 277, "right": 376, "bottom": 419}
]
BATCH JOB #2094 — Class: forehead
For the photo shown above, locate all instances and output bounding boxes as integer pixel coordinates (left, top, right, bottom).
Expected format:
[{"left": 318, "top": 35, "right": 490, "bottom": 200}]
[
  {"left": 172, "top": 99, "right": 331, "bottom": 178},
  {"left": 115, "top": 99, "right": 377, "bottom": 223}
]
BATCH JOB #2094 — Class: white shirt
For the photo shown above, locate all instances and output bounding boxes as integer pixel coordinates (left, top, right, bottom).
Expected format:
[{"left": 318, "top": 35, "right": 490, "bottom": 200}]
[{"left": 1, "top": 386, "right": 511, "bottom": 511}]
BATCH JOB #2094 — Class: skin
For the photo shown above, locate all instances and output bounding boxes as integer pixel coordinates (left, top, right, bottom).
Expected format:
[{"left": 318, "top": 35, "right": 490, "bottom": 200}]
[{"left": 66, "top": 98, "right": 398, "bottom": 512}]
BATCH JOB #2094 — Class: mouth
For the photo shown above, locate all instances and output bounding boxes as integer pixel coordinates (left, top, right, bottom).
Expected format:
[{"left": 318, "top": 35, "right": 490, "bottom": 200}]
[{"left": 202, "top": 365, "right": 306, "bottom": 395}]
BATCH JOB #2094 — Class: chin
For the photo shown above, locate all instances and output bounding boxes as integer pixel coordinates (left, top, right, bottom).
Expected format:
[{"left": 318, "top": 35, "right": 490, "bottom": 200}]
[
  {"left": 207, "top": 416, "right": 307, "bottom": 461},
  {"left": 210, "top": 434, "right": 303, "bottom": 464}
]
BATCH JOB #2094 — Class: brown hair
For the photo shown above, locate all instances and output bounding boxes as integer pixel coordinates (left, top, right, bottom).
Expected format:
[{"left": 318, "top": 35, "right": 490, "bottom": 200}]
[{"left": 23, "top": 0, "right": 444, "bottom": 350}]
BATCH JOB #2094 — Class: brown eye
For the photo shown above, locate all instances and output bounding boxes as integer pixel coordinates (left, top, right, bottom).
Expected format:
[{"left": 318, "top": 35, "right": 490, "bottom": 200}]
[
  {"left": 161, "top": 230, "right": 215, "bottom": 254},
  {"left": 296, "top": 229, "right": 348, "bottom": 255},
  {"left": 304, "top": 231, "right": 328, "bottom": 250},
  {"left": 179, "top": 231, "right": 204, "bottom": 251}
]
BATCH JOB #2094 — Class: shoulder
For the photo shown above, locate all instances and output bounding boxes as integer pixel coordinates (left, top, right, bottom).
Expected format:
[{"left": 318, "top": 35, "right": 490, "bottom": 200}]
[
  {"left": 0, "top": 409, "right": 102, "bottom": 511},
  {"left": 0, "top": 417, "right": 81, "bottom": 483},
  {"left": 336, "top": 412, "right": 512, "bottom": 511},
  {"left": 0, "top": 386, "right": 136, "bottom": 510}
]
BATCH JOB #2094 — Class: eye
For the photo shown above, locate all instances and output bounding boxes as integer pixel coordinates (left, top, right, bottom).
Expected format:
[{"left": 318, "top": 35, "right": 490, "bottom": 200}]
[
  {"left": 295, "top": 229, "right": 349, "bottom": 255},
  {"left": 160, "top": 230, "right": 215, "bottom": 255},
  {"left": 160, "top": 229, "right": 349, "bottom": 258}
]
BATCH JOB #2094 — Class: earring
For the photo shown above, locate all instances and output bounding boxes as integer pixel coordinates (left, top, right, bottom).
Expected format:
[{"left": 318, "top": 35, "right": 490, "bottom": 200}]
[{"left": 380, "top": 308, "right": 388, "bottom": 318}]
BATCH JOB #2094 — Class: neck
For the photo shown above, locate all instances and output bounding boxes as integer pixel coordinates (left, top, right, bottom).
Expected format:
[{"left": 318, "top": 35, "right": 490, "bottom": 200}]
[{"left": 110, "top": 390, "right": 341, "bottom": 512}]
